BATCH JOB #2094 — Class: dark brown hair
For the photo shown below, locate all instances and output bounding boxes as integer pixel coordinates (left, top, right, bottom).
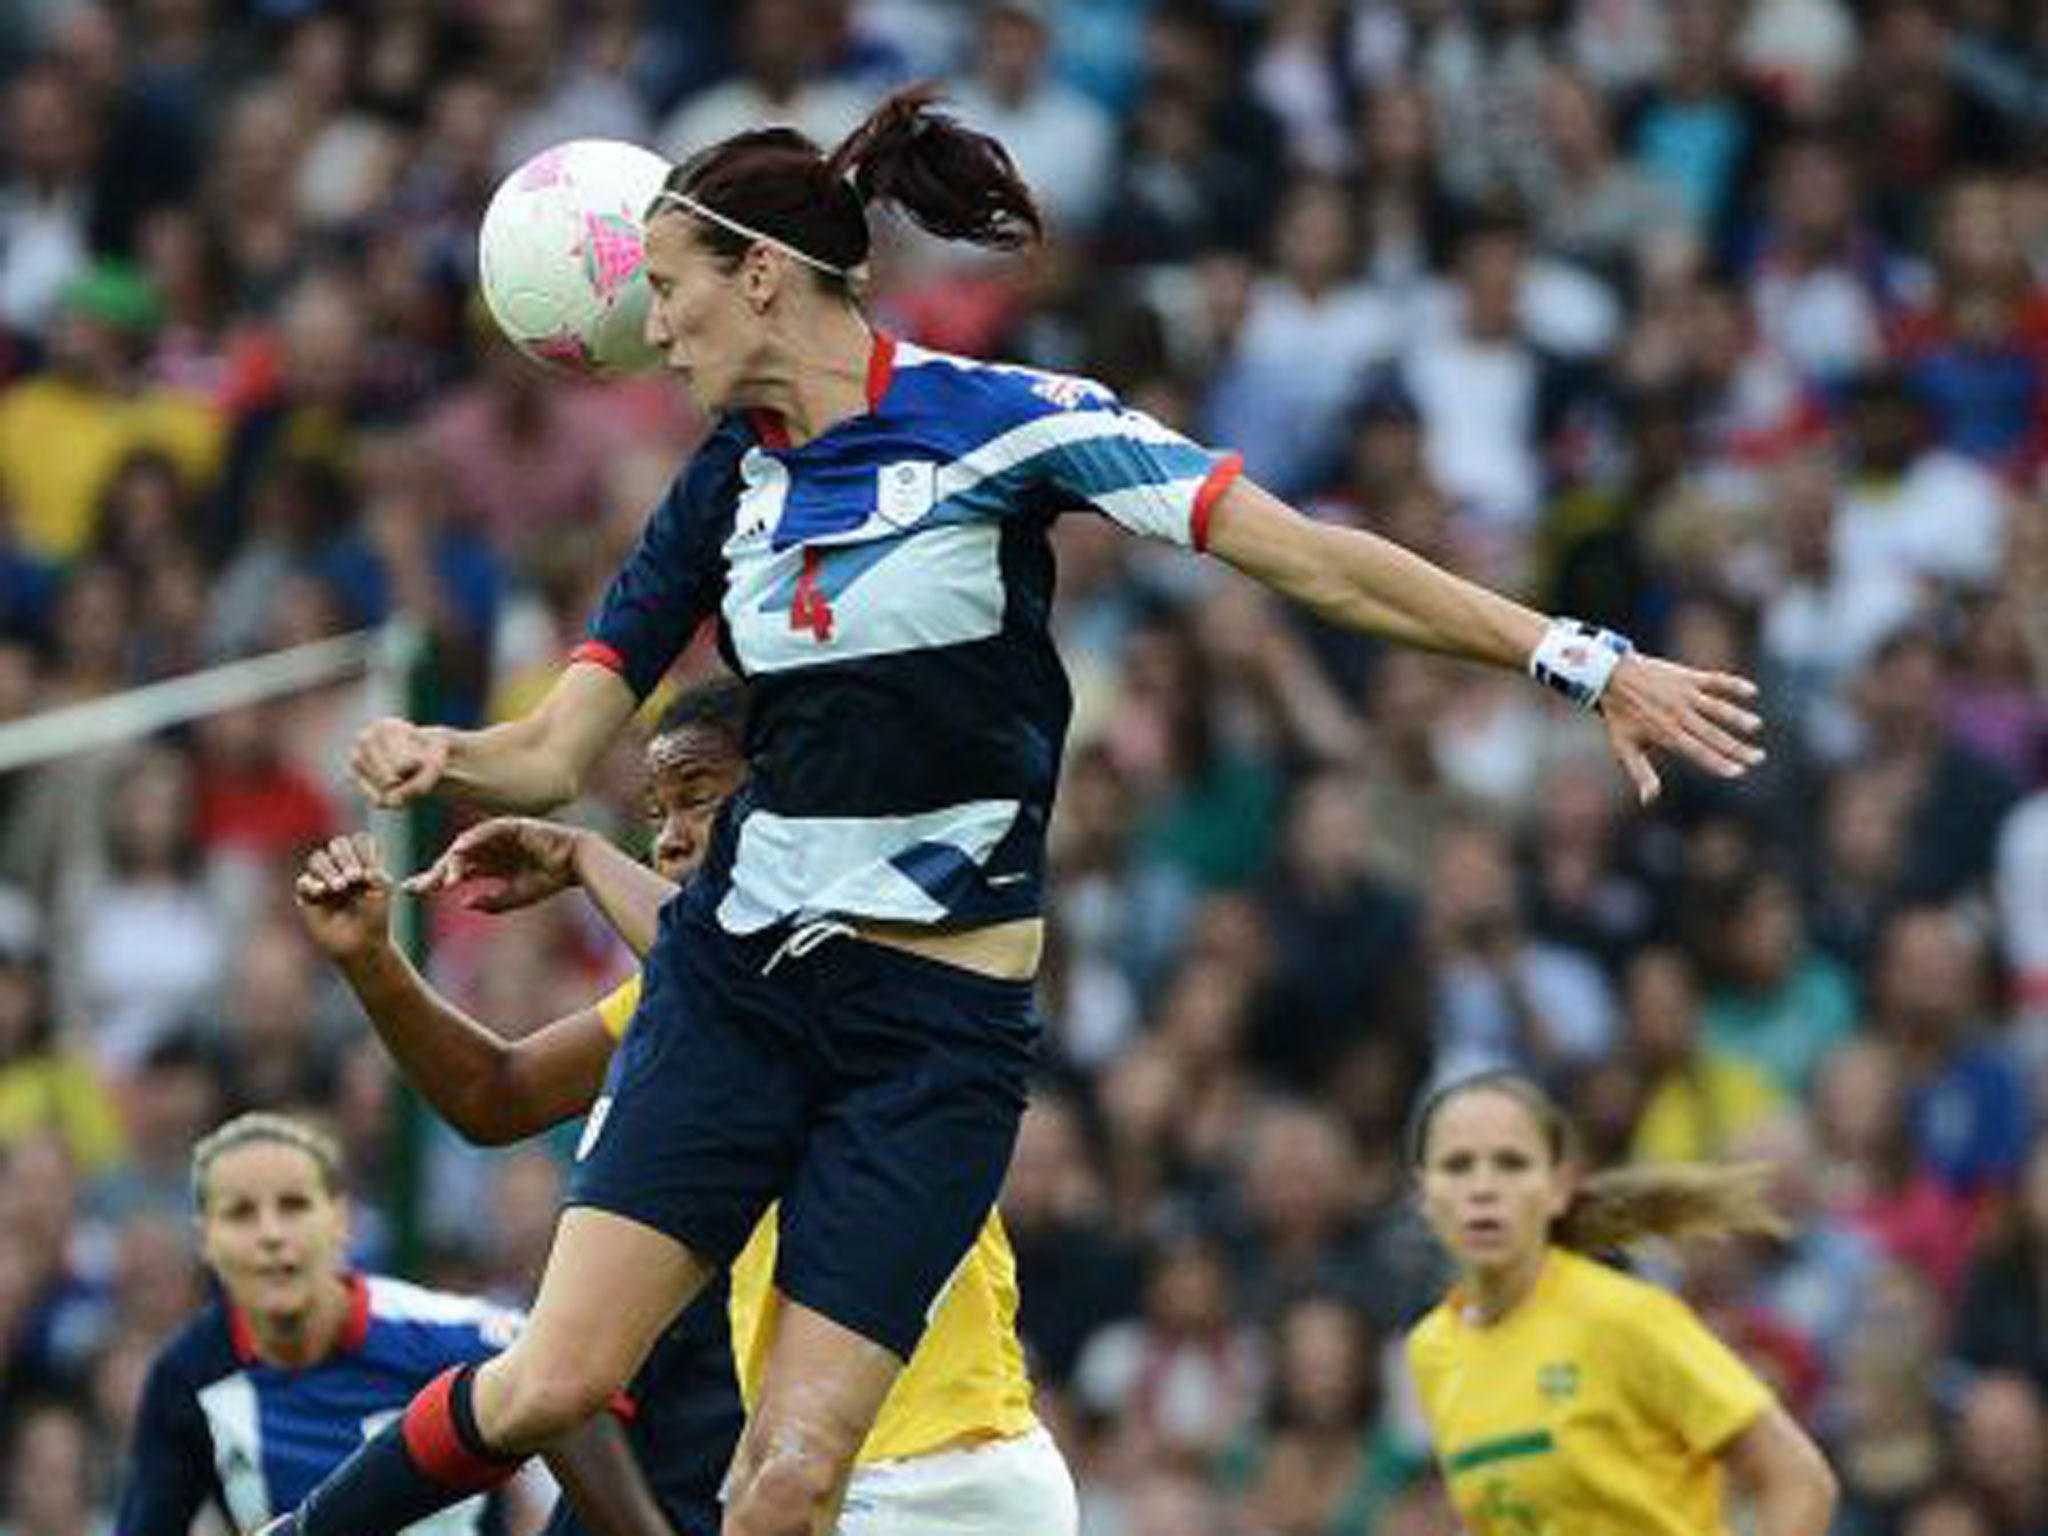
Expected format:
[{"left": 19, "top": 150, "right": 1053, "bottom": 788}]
[
  {"left": 655, "top": 83, "right": 1041, "bottom": 288},
  {"left": 1408, "top": 1069, "right": 1787, "bottom": 1253}
]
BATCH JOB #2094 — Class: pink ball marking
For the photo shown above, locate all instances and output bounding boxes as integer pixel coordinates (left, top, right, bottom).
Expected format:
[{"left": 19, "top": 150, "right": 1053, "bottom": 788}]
[
  {"left": 530, "top": 331, "right": 591, "bottom": 369},
  {"left": 581, "top": 212, "right": 646, "bottom": 301},
  {"left": 517, "top": 147, "right": 570, "bottom": 190}
]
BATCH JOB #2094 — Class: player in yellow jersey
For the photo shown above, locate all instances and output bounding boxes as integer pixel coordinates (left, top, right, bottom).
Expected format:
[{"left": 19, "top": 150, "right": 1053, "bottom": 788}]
[
  {"left": 295, "top": 681, "right": 1074, "bottom": 1534},
  {"left": 1405, "top": 1069, "right": 1836, "bottom": 1536}
]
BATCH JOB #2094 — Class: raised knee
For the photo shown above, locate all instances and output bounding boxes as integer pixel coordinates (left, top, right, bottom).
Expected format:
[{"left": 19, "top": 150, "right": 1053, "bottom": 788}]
[
  {"left": 726, "top": 1429, "right": 849, "bottom": 1536},
  {"left": 489, "top": 1361, "right": 620, "bottom": 1446}
]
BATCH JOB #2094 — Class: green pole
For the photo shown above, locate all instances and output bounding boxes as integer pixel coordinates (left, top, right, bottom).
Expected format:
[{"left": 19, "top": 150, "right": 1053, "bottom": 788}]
[{"left": 369, "top": 619, "right": 438, "bottom": 1276}]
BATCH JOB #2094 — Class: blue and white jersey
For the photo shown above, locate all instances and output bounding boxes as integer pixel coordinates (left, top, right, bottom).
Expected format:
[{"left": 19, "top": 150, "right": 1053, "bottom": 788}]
[
  {"left": 578, "top": 335, "right": 1242, "bottom": 934},
  {"left": 116, "top": 1274, "right": 521, "bottom": 1536}
]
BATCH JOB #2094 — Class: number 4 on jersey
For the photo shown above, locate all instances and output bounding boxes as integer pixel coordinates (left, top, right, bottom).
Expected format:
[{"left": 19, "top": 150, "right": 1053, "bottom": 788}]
[{"left": 790, "top": 549, "right": 834, "bottom": 642}]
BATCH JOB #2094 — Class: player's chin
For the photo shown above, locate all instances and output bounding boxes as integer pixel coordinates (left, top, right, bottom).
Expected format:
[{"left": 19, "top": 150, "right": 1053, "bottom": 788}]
[
  {"left": 244, "top": 1272, "right": 315, "bottom": 1313},
  {"left": 676, "top": 367, "right": 725, "bottom": 413}
]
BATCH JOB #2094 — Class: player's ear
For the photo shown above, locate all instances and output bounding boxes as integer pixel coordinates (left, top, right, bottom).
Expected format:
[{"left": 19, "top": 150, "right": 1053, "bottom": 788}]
[
  {"left": 1548, "top": 1161, "right": 1579, "bottom": 1222},
  {"left": 741, "top": 243, "right": 782, "bottom": 313}
]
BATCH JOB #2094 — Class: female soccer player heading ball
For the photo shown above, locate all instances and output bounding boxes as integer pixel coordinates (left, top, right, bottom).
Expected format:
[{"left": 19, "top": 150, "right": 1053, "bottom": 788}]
[{"left": 300, "top": 85, "right": 1765, "bottom": 1536}]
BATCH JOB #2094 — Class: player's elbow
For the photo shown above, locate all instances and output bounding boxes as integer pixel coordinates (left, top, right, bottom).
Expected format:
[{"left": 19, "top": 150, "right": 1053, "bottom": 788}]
[
  {"left": 1794, "top": 1445, "right": 1840, "bottom": 1525},
  {"left": 509, "top": 664, "right": 632, "bottom": 811},
  {"left": 546, "top": 758, "right": 588, "bottom": 810},
  {"left": 509, "top": 731, "right": 587, "bottom": 813},
  {"left": 1735, "top": 1410, "right": 1837, "bottom": 1536},
  {"left": 439, "top": 1064, "right": 531, "bottom": 1146},
  {"left": 1779, "top": 1417, "right": 1838, "bottom": 1514},
  {"left": 440, "top": 1091, "right": 521, "bottom": 1146},
  {"left": 463, "top": 1109, "right": 528, "bottom": 1148},
  {"left": 463, "top": 1063, "right": 568, "bottom": 1147}
]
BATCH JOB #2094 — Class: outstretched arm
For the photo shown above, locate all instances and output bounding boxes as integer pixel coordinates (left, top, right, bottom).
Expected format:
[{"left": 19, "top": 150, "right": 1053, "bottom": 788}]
[
  {"left": 570, "top": 832, "right": 677, "bottom": 958},
  {"left": 403, "top": 820, "right": 678, "bottom": 959},
  {"left": 296, "top": 834, "right": 616, "bottom": 1144},
  {"left": 353, "top": 662, "right": 638, "bottom": 812},
  {"left": 1208, "top": 478, "right": 1543, "bottom": 664},
  {"left": 1204, "top": 478, "right": 1764, "bottom": 802}
]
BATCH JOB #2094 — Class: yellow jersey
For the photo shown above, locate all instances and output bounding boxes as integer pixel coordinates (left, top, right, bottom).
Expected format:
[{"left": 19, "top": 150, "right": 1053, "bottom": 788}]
[
  {"left": 596, "top": 976, "right": 1037, "bottom": 1464},
  {"left": 0, "top": 376, "right": 222, "bottom": 560},
  {"left": 1407, "top": 1247, "right": 1773, "bottom": 1536},
  {"left": 1630, "top": 1058, "right": 1785, "bottom": 1165}
]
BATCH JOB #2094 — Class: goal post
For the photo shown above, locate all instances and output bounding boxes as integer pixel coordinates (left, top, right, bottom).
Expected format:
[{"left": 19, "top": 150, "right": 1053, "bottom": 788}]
[{"left": 0, "top": 620, "right": 443, "bottom": 1269}]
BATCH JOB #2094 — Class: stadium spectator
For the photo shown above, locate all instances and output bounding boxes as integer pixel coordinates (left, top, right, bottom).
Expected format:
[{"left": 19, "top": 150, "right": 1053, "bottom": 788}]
[
  {"left": 485, "top": 0, "right": 650, "bottom": 176},
  {"left": 1075, "top": 1231, "right": 1265, "bottom": 1473},
  {"left": 1952, "top": 1129, "right": 2048, "bottom": 1393},
  {"left": 3, "top": 1398, "right": 99, "bottom": 1536},
  {"left": 1870, "top": 905, "right": 2031, "bottom": 1198},
  {"left": 0, "top": 60, "right": 97, "bottom": 349},
  {"left": 1423, "top": 815, "right": 1618, "bottom": 1083},
  {"left": 0, "top": 887, "right": 121, "bottom": 1173},
  {"left": 1810, "top": 1035, "right": 1981, "bottom": 1298},
  {"left": 656, "top": 0, "right": 866, "bottom": 158},
  {"left": 1001, "top": 1093, "right": 1141, "bottom": 1391},
  {"left": 1624, "top": 942, "right": 1785, "bottom": 1165},
  {"left": 1219, "top": 1291, "right": 1421, "bottom": 1534},
  {"left": 1951, "top": 1372, "right": 2048, "bottom": 1536},
  {"left": 951, "top": 0, "right": 1115, "bottom": 237},
  {"left": 0, "top": 264, "right": 219, "bottom": 565},
  {"left": 65, "top": 746, "right": 225, "bottom": 1074},
  {"left": 1696, "top": 859, "right": 1855, "bottom": 1094}
]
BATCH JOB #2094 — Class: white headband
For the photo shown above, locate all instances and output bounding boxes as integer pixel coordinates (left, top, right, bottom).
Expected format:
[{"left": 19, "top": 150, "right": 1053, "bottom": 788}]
[{"left": 652, "top": 189, "right": 868, "bottom": 283}]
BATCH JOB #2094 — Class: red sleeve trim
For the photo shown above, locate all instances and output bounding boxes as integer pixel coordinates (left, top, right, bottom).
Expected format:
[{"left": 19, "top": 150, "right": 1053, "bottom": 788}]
[
  {"left": 1190, "top": 452, "right": 1245, "bottom": 553},
  {"left": 401, "top": 1368, "right": 517, "bottom": 1492},
  {"left": 569, "top": 640, "right": 626, "bottom": 676}
]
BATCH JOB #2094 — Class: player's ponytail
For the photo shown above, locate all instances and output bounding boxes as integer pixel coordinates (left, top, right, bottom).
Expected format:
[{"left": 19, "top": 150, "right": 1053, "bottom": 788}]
[
  {"left": 827, "top": 84, "right": 1042, "bottom": 252},
  {"left": 654, "top": 85, "right": 1040, "bottom": 293},
  {"left": 1555, "top": 1161, "right": 1787, "bottom": 1251},
  {"left": 1407, "top": 1069, "right": 1788, "bottom": 1253}
]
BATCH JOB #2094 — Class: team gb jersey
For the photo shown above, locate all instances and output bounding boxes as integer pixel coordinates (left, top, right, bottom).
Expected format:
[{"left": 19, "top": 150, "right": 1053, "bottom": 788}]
[
  {"left": 116, "top": 1274, "right": 521, "bottom": 1536},
  {"left": 576, "top": 334, "right": 1243, "bottom": 935}
]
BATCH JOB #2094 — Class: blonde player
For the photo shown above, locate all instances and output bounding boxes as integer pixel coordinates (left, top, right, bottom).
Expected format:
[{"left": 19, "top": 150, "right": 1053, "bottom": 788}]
[
  {"left": 117, "top": 1112, "right": 664, "bottom": 1536},
  {"left": 1405, "top": 1069, "right": 1836, "bottom": 1536}
]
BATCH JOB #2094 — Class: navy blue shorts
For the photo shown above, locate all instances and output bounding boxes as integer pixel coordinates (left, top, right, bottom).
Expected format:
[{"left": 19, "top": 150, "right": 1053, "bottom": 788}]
[{"left": 568, "top": 897, "right": 1039, "bottom": 1360}]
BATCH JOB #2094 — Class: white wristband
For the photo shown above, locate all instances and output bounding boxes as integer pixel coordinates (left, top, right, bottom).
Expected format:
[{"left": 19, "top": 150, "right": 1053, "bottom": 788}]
[{"left": 1529, "top": 619, "right": 1632, "bottom": 711}]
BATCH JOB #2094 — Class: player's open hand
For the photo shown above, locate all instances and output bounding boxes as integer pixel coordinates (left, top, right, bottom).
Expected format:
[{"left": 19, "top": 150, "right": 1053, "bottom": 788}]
[
  {"left": 403, "top": 817, "right": 583, "bottom": 912},
  {"left": 1598, "top": 654, "right": 1764, "bottom": 805},
  {"left": 351, "top": 718, "right": 450, "bottom": 808},
  {"left": 295, "top": 833, "right": 393, "bottom": 962}
]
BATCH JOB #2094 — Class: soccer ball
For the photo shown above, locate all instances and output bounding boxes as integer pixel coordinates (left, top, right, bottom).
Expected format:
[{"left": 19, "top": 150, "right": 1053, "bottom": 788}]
[{"left": 478, "top": 139, "right": 671, "bottom": 376}]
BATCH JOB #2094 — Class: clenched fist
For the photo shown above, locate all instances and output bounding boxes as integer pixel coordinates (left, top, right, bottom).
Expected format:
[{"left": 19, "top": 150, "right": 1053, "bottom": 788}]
[{"left": 351, "top": 718, "right": 450, "bottom": 808}]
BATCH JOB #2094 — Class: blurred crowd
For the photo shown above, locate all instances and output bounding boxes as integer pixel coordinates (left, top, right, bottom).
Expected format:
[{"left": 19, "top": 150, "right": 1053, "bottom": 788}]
[{"left": 2, "top": 0, "right": 2048, "bottom": 1533}]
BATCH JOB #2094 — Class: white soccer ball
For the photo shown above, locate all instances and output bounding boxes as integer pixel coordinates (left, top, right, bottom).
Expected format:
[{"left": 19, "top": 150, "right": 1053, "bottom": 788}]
[{"left": 477, "top": 139, "right": 672, "bottom": 377}]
